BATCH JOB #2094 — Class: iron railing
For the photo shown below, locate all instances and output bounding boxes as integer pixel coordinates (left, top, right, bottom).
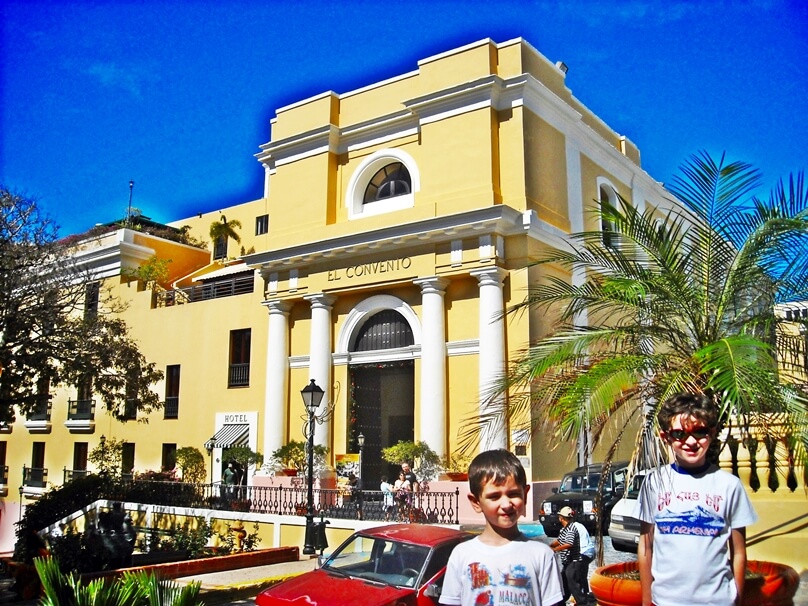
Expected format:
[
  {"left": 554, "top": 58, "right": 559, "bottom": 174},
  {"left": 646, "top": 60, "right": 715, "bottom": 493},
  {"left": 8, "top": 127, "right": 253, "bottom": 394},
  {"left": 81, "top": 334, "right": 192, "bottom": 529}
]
[
  {"left": 228, "top": 363, "right": 250, "bottom": 387},
  {"left": 155, "top": 275, "right": 254, "bottom": 307},
  {"left": 63, "top": 468, "right": 88, "bottom": 483},
  {"left": 67, "top": 399, "right": 95, "bottom": 420},
  {"left": 106, "top": 478, "right": 460, "bottom": 524},
  {"left": 23, "top": 465, "right": 48, "bottom": 487},
  {"left": 164, "top": 397, "right": 179, "bottom": 419},
  {"left": 27, "top": 397, "right": 52, "bottom": 421}
]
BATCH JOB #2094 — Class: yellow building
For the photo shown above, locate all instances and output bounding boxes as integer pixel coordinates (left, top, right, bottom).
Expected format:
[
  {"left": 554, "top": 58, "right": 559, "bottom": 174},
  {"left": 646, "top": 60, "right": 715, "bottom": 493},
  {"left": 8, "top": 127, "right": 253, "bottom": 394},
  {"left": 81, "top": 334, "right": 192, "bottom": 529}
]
[{"left": 0, "top": 37, "right": 685, "bottom": 552}]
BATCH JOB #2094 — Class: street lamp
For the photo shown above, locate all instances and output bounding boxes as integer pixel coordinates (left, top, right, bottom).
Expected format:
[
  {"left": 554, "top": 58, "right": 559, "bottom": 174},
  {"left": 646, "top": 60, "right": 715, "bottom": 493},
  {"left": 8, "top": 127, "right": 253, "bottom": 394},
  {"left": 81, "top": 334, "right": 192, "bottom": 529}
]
[
  {"left": 206, "top": 437, "right": 217, "bottom": 486},
  {"left": 19, "top": 484, "right": 23, "bottom": 523},
  {"left": 357, "top": 433, "right": 365, "bottom": 481},
  {"left": 300, "top": 379, "right": 324, "bottom": 555},
  {"left": 99, "top": 435, "right": 107, "bottom": 475}
]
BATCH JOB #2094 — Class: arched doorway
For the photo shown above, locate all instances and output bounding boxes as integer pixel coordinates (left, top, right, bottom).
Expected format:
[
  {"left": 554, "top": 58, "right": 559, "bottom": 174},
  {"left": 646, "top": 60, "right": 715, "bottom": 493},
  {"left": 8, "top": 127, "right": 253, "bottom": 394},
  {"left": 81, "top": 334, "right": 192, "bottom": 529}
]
[{"left": 348, "top": 309, "right": 415, "bottom": 486}]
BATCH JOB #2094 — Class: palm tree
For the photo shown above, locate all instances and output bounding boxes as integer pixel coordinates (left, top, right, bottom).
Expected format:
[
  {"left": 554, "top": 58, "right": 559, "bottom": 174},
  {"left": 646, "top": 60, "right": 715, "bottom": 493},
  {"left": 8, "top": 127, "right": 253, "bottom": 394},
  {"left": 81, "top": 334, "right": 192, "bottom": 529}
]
[
  {"left": 209, "top": 215, "right": 242, "bottom": 260},
  {"left": 473, "top": 152, "right": 808, "bottom": 475}
]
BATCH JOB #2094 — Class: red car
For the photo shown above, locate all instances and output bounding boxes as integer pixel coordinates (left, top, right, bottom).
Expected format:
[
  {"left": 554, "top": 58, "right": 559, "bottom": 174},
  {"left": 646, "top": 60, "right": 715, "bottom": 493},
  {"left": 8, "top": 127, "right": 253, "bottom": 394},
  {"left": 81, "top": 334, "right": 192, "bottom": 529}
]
[{"left": 255, "top": 524, "right": 474, "bottom": 606}]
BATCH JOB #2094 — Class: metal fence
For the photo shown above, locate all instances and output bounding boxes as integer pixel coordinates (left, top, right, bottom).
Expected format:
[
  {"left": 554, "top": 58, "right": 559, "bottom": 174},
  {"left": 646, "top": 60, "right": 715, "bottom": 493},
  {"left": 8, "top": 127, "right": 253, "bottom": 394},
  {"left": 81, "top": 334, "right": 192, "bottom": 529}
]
[{"left": 110, "top": 479, "right": 460, "bottom": 525}]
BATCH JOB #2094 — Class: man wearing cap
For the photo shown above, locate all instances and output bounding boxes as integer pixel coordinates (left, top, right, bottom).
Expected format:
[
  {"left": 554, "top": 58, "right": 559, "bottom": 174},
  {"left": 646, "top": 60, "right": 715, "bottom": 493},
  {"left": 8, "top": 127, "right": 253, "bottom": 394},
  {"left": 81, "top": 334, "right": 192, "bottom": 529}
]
[{"left": 550, "top": 506, "right": 596, "bottom": 606}]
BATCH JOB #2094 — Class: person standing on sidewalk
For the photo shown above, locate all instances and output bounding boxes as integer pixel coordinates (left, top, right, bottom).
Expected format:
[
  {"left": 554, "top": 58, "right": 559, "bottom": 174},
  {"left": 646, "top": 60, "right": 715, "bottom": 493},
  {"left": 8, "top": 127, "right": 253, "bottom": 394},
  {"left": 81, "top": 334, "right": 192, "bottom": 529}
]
[{"left": 550, "top": 506, "right": 596, "bottom": 606}]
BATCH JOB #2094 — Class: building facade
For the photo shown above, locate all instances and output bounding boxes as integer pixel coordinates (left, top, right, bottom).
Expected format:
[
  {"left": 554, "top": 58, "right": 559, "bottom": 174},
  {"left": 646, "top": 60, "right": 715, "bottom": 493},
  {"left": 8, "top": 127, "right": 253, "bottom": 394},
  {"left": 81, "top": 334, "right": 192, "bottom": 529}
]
[{"left": 0, "top": 37, "right": 685, "bottom": 552}]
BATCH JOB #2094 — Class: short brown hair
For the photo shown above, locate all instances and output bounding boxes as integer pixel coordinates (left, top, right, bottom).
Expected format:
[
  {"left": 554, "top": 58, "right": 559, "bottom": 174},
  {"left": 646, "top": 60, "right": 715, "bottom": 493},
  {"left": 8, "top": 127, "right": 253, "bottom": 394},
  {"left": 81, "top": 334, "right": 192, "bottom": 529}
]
[
  {"left": 657, "top": 393, "right": 718, "bottom": 431},
  {"left": 468, "top": 449, "right": 527, "bottom": 498}
]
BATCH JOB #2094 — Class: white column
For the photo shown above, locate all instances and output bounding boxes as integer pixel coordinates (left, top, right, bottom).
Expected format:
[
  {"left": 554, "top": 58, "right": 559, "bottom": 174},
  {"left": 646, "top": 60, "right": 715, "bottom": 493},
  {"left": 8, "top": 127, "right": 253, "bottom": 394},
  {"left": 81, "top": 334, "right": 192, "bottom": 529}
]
[
  {"left": 262, "top": 299, "right": 292, "bottom": 457},
  {"left": 471, "top": 267, "right": 508, "bottom": 451},
  {"left": 304, "top": 293, "right": 336, "bottom": 447},
  {"left": 413, "top": 277, "right": 449, "bottom": 457},
  {"left": 566, "top": 139, "right": 590, "bottom": 467}
]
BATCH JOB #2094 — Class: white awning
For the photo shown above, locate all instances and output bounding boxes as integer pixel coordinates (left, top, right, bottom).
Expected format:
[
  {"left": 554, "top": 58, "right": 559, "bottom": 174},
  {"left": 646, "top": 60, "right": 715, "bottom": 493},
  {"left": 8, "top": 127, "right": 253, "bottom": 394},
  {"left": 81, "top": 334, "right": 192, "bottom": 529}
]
[
  {"left": 192, "top": 264, "right": 254, "bottom": 282},
  {"left": 205, "top": 424, "right": 249, "bottom": 450}
]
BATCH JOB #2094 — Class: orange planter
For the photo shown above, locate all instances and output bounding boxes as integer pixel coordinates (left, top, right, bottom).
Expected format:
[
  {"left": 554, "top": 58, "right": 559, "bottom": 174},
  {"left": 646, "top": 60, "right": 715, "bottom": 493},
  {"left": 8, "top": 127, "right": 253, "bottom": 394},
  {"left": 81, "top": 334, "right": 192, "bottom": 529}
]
[{"left": 590, "top": 560, "right": 800, "bottom": 606}]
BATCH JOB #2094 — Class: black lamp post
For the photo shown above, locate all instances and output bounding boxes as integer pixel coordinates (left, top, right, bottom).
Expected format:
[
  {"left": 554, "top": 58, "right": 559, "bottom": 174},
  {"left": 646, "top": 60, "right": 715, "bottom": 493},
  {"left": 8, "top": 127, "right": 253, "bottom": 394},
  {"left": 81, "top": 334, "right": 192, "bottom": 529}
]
[
  {"left": 206, "top": 437, "right": 217, "bottom": 486},
  {"left": 357, "top": 432, "right": 365, "bottom": 481},
  {"left": 99, "top": 435, "right": 106, "bottom": 475},
  {"left": 300, "top": 379, "right": 324, "bottom": 555},
  {"left": 19, "top": 484, "right": 23, "bottom": 523}
]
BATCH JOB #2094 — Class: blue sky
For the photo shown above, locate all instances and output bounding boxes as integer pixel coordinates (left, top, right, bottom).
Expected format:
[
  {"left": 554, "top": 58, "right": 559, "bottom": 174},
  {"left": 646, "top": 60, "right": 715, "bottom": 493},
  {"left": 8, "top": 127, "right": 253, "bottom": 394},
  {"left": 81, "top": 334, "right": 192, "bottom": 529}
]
[{"left": 2, "top": 0, "right": 806, "bottom": 237}]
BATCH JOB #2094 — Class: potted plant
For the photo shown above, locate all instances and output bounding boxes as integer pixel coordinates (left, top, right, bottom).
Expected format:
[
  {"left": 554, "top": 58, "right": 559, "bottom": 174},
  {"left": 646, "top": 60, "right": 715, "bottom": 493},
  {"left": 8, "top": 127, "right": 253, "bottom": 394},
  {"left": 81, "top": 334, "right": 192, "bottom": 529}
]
[
  {"left": 269, "top": 440, "right": 328, "bottom": 476},
  {"left": 589, "top": 560, "right": 799, "bottom": 606},
  {"left": 381, "top": 441, "right": 442, "bottom": 484},
  {"left": 442, "top": 452, "right": 472, "bottom": 481}
]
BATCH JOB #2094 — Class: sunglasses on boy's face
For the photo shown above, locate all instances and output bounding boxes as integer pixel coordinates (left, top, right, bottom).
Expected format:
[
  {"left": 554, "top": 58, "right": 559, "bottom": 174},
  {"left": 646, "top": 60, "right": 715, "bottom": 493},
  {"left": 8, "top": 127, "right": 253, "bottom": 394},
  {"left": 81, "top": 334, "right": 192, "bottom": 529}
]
[{"left": 666, "top": 427, "right": 712, "bottom": 442}]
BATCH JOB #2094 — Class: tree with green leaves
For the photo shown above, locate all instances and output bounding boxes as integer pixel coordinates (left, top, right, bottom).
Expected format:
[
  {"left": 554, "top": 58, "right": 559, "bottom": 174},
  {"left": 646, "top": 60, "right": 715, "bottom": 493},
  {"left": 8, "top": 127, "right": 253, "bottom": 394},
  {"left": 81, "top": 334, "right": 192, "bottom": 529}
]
[
  {"left": 0, "top": 188, "right": 164, "bottom": 424},
  {"left": 88, "top": 437, "right": 126, "bottom": 476},
  {"left": 175, "top": 446, "right": 206, "bottom": 484},
  {"left": 208, "top": 215, "right": 241, "bottom": 259},
  {"left": 473, "top": 152, "right": 808, "bottom": 473}
]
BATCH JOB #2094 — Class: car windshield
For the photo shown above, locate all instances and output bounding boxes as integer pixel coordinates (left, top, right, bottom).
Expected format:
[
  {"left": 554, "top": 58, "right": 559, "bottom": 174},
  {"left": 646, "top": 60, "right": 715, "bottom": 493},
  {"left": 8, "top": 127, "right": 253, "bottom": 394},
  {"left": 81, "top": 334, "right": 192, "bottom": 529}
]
[
  {"left": 626, "top": 473, "right": 647, "bottom": 499},
  {"left": 321, "top": 534, "right": 430, "bottom": 589},
  {"left": 560, "top": 472, "right": 607, "bottom": 493}
]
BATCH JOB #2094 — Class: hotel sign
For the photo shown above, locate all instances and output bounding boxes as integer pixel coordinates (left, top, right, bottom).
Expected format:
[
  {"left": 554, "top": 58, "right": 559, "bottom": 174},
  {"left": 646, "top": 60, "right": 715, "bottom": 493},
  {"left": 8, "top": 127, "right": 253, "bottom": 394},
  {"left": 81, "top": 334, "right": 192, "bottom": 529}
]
[{"left": 327, "top": 256, "right": 413, "bottom": 283}]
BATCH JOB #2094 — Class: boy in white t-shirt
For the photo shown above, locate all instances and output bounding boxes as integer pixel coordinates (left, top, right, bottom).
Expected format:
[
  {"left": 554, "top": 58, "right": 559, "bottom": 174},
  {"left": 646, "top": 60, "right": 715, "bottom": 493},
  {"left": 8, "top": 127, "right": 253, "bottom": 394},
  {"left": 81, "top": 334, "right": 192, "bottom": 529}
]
[
  {"left": 440, "top": 449, "right": 563, "bottom": 606},
  {"left": 636, "top": 393, "right": 757, "bottom": 606}
]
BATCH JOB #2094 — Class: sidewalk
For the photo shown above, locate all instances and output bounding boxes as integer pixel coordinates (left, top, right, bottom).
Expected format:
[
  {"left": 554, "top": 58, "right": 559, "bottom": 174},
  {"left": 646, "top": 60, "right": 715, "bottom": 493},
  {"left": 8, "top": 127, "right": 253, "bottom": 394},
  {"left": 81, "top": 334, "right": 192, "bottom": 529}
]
[{"left": 174, "top": 556, "right": 318, "bottom": 604}]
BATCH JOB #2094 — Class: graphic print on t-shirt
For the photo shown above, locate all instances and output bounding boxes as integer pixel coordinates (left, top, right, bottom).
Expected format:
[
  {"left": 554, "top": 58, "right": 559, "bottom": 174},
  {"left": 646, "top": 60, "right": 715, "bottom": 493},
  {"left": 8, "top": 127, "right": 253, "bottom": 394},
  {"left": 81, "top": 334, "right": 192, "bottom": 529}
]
[
  {"left": 655, "top": 505, "right": 725, "bottom": 537},
  {"left": 467, "top": 561, "right": 533, "bottom": 605}
]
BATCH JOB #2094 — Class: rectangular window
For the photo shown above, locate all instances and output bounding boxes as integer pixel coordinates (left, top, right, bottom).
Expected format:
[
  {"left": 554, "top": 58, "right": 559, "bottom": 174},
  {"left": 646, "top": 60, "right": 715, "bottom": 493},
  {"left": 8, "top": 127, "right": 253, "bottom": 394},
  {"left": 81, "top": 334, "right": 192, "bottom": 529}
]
[
  {"left": 30, "top": 376, "right": 51, "bottom": 421},
  {"left": 228, "top": 329, "right": 251, "bottom": 387},
  {"left": 122, "top": 443, "right": 135, "bottom": 477},
  {"left": 161, "top": 443, "right": 177, "bottom": 472},
  {"left": 164, "top": 365, "right": 180, "bottom": 419},
  {"left": 27, "top": 442, "right": 47, "bottom": 487},
  {"left": 0, "top": 442, "right": 7, "bottom": 485},
  {"left": 73, "top": 442, "right": 88, "bottom": 471},
  {"left": 213, "top": 236, "right": 227, "bottom": 260},
  {"left": 123, "top": 366, "right": 138, "bottom": 420},
  {"left": 78, "top": 376, "right": 93, "bottom": 401},
  {"left": 84, "top": 282, "right": 100, "bottom": 319},
  {"left": 69, "top": 376, "right": 95, "bottom": 420},
  {"left": 255, "top": 214, "right": 269, "bottom": 235}
]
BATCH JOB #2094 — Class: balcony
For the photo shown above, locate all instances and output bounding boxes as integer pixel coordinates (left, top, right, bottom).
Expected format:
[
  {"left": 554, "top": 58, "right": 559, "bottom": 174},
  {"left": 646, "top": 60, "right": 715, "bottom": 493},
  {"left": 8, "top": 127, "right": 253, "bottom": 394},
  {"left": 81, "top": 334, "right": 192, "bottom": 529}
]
[
  {"left": 164, "top": 396, "right": 179, "bottom": 419},
  {"left": 155, "top": 274, "right": 254, "bottom": 307},
  {"left": 22, "top": 465, "right": 48, "bottom": 497},
  {"left": 63, "top": 468, "right": 88, "bottom": 483},
  {"left": 228, "top": 363, "right": 250, "bottom": 388},
  {"left": 24, "top": 397, "right": 52, "bottom": 433},
  {"left": 65, "top": 398, "right": 95, "bottom": 432}
]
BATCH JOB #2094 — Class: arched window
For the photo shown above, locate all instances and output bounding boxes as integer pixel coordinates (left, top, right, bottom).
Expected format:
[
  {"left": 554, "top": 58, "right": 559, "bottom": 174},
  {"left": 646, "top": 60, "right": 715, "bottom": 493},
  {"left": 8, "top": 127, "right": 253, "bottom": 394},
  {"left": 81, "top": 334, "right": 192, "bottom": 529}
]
[
  {"left": 346, "top": 149, "right": 420, "bottom": 220},
  {"left": 352, "top": 310, "right": 414, "bottom": 352},
  {"left": 363, "top": 162, "right": 411, "bottom": 203}
]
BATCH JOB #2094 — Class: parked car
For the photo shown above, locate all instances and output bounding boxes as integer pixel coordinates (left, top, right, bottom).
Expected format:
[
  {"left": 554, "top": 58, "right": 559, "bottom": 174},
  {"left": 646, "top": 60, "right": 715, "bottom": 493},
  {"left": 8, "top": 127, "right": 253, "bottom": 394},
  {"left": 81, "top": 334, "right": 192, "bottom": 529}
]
[
  {"left": 538, "top": 461, "right": 629, "bottom": 536},
  {"left": 607, "top": 469, "right": 649, "bottom": 552},
  {"left": 255, "top": 524, "right": 474, "bottom": 606}
]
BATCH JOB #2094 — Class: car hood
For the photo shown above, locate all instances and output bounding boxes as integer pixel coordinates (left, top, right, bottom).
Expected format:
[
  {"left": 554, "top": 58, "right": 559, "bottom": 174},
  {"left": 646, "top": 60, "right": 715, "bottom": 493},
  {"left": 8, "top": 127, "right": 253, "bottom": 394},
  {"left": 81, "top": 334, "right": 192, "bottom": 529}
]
[
  {"left": 546, "top": 491, "right": 600, "bottom": 501},
  {"left": 256, "top": 569, "right": 415, "bottom": 606}
]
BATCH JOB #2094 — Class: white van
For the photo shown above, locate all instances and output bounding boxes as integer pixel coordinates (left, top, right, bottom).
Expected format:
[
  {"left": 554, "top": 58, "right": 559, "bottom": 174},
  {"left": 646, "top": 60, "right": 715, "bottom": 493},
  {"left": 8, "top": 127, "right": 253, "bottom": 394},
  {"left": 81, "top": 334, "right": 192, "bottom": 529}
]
[{"left": 607, "top": 470, "right": 648, "bottom": 552}]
